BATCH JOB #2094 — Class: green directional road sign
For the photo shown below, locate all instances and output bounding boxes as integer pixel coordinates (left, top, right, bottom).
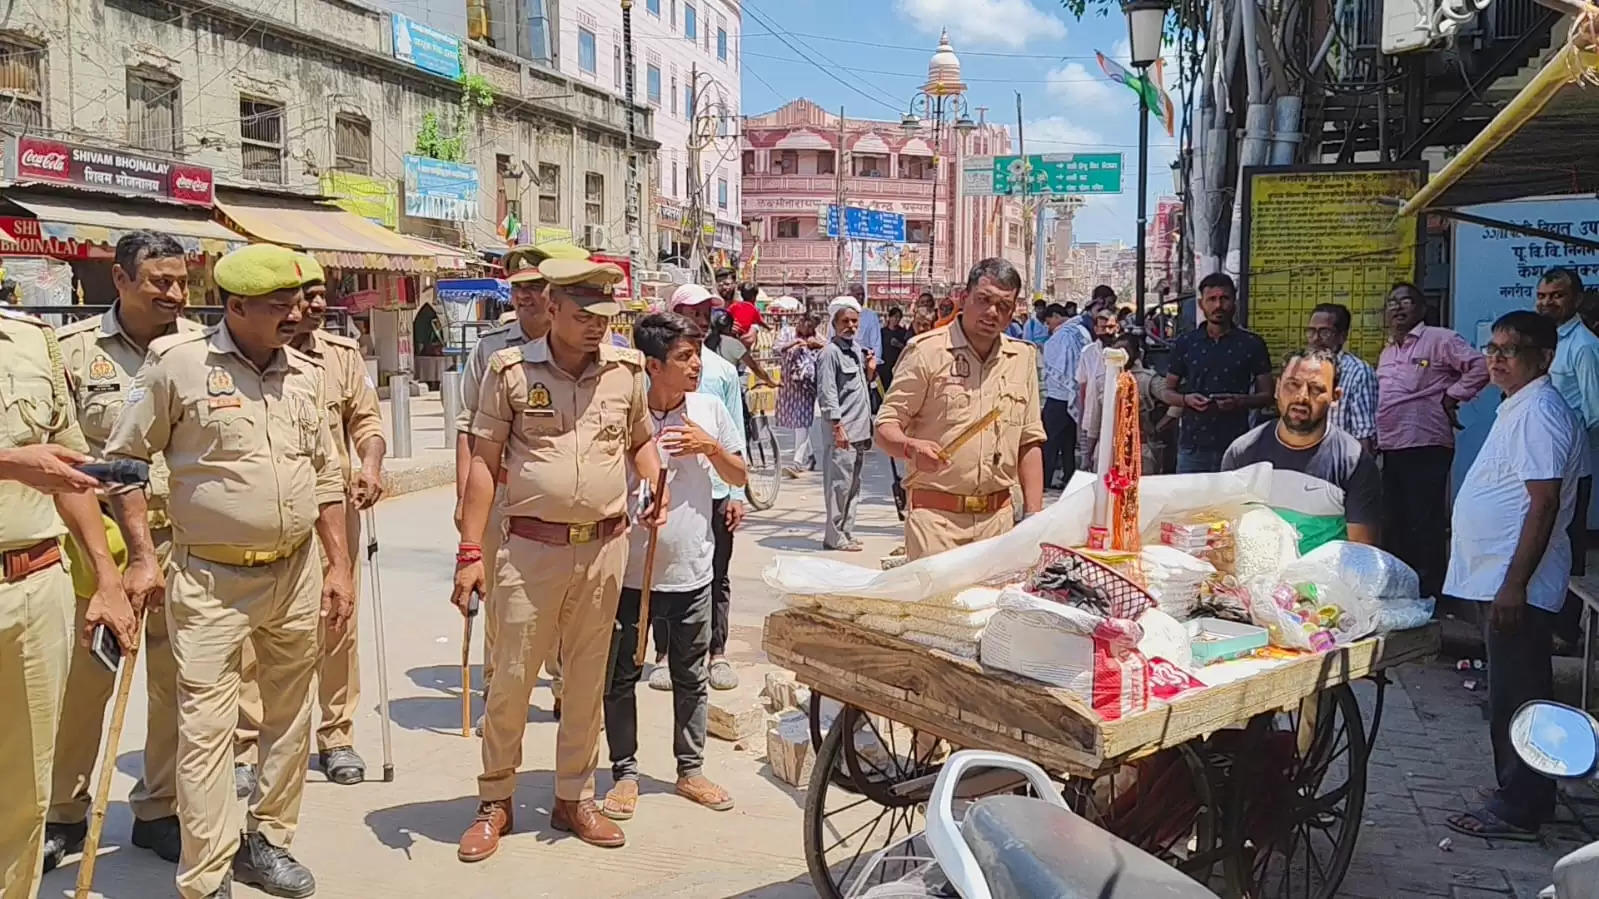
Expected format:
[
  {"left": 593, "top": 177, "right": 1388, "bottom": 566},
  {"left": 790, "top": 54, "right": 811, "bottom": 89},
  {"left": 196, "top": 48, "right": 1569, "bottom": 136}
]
[{"left": 987, "top": 153, "right": 1123, "bottom": 196}]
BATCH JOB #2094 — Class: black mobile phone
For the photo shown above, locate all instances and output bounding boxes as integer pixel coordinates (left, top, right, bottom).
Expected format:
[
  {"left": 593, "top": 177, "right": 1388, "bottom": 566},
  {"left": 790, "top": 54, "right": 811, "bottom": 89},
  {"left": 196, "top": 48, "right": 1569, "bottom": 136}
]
[
  {"left": 75, "top": 460, "right": 151, "bottom": 486},
  {"left": 466, "top": 588, "right": 481, "bottom": 618},
  {"left": 89, "top": 622, "right": 123, "bottom": 672}
]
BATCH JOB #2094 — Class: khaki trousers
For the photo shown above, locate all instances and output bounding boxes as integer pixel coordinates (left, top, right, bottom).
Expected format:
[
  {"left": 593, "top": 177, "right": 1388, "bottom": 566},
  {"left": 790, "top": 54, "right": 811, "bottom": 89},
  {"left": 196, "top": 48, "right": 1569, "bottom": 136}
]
[
  {"left": 169, "top": 542, "right": 321, "bottom": 899},
  {"left": 0, "top": 560, "right": 71, "bottom": 899},
  {"left": 237, "top": 507, "right": 360, "bottom": 759},
  {"left": 478, "top": 530, "right": 625, "bottom": 803},
  {"left": 481, "top": 499, "right": 562, "bottom": 702},
  {"left": 904, "top": 505, "right": 1015, "bottom": 562},
  {"left": 49, "top": 537, "right": 178, "bottom": 824}
]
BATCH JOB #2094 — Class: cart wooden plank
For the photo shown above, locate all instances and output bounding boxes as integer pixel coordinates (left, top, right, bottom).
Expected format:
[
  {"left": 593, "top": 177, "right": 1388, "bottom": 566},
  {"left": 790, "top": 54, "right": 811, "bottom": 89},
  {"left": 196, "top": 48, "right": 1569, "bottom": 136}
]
[{"left": 763, "top": 608, "right": 1440, "bottom": 776}]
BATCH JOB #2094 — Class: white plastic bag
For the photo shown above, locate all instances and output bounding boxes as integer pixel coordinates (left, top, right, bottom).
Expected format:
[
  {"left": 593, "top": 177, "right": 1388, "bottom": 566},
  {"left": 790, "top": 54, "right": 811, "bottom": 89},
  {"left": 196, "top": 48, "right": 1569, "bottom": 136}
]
[
  {"left": 1299, "top": 540, "right": 1422, "bottom": 602},
  {"left": 1234, "top": 506, "right": 1301, "bottom": 582}
]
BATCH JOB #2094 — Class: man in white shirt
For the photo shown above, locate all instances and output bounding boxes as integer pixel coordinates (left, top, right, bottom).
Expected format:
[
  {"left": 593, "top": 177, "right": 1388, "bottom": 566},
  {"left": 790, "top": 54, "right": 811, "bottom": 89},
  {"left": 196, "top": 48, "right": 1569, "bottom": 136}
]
[
  {"left": 1444, "top": 310, "right": 1588, "bottom": 843},
  {"left": 1039, "top": 303, "right": 1082, "bottom": 489},
  {"left": 1076, "top": 308, "right": 1120, "bottom": 469},
  {"left": 602, "top": 312, "right": 746, "bottom": 822}
]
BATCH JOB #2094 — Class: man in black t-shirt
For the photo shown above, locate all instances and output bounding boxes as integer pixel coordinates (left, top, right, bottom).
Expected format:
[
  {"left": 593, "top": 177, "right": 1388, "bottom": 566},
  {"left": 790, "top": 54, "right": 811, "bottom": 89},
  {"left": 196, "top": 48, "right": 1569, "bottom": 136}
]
[
  {"left": 1157, "top": 273, "right": 1274, "bottom": 473},
  {"left": 1222, "top": 348, "right": 1381, "bottom": 549},
  {"left": 880, "top": 306, "right": 910, "bottom": 389}
]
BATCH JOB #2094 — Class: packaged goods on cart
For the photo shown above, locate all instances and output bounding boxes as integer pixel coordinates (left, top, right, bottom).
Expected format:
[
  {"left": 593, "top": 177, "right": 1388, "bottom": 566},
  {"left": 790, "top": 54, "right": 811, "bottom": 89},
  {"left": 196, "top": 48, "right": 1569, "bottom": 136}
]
[
  {"left": 1244, "top": 559, "right": 1377, "bottom": 651},
  {"left": 1140, "top": 544, "right": 1217, "bottom": 619},
  {"left": 981, "top": 586, "right": 1152, "bottom": 720},
  {"left": 1298, "top": 540, "right": 1435, "bottom": 632},
  {"left": 1233, "top": 505, "right": 1302, "bottom": 580},
  {"left": 785, "top": 587, "right": 1001, "bottom": 650},
  {"left": 1158, "top": 514, "right": 1236, "bottom": 570}
]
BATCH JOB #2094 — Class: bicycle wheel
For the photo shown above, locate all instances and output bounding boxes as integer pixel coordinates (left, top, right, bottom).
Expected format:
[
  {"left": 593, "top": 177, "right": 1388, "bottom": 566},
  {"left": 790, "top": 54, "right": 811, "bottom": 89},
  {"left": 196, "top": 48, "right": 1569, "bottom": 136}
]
[{"left": 744, "top": 412, "right": 781, "bottom": 511}]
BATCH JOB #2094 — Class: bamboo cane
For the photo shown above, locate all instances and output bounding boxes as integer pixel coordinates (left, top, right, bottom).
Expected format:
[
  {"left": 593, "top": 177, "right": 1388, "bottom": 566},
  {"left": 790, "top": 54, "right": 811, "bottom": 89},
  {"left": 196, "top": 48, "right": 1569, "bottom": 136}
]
[
  {"left": 461, "top": 589, "right": 479, "bottom": 738},
  {"left": 633, "top": 469, "right": 670, "bottom": 667},
  {"left": 74, "top": 613, "right": 145, "bottom": 899}
]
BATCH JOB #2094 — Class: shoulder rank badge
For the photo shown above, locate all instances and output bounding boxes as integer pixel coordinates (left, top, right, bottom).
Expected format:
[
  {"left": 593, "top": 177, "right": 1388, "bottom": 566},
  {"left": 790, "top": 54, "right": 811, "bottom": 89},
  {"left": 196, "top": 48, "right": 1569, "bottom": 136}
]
[
  {"left": 88, "top": 355, "right": 116, "bottom": 381},
  {"left": 528, "top": 382, "right": 552, "bottom": 409},
  {"left": 206, "top": 366, "right": 236, "bottom": 396}
]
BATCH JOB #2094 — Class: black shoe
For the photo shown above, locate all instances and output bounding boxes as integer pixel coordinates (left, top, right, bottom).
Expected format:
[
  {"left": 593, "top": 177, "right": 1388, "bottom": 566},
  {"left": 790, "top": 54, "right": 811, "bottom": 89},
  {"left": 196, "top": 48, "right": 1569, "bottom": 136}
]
[
  {"left": 235, "top": 764, "right": 257, "bottom": 800},
  {"left": 208, "top": 871, "right": 233, "bottom": 899},
  {"left": 41, "top": 820, "right": 86, "bottom": 873},
  {"left": 131, "top": 814, "right": 182, "bottom": 862},
  {"left": 232, "top": 832, "right": 315, "bottom": 898},
  {"left": 318, "top": 747, "right": 365, "bottom": 786}
]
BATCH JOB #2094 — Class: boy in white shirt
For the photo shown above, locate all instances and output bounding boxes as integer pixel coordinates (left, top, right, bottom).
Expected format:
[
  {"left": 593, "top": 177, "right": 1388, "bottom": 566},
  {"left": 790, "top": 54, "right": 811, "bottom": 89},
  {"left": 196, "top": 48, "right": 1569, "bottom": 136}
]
[{"left": 602, "top": 312, "right": 747, "bottom": 821}]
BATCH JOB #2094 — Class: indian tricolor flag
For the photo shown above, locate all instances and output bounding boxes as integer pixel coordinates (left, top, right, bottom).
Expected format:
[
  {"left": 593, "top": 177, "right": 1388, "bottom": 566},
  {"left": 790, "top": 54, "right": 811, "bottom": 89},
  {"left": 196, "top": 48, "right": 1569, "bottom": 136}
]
[
  {"left": 497, "top": 209, "right": 522, "bottom": 246},
  {"left": 1095, "top": 50, "right": 1176, "bottom": 138}
]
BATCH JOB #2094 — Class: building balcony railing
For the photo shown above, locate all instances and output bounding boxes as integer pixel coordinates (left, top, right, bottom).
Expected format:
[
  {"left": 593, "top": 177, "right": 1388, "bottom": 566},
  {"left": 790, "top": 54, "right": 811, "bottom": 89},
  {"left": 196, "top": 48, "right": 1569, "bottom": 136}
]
[{"left": 745, "top": 174, "right": 939, "bottom": 202}]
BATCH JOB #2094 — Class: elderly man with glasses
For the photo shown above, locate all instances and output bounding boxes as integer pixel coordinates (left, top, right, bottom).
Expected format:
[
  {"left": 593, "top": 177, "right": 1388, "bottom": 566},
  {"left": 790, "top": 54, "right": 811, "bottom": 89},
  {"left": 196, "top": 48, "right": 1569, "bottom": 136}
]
[{"left": 1376, "top": 282, "right": 1488, "bottom": 599}]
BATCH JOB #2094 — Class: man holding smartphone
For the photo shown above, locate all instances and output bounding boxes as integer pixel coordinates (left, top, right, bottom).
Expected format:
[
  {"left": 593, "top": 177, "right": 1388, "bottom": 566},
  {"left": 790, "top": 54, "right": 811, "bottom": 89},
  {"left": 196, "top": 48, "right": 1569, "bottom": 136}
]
[
  {"left": 44, "top": 230, "right": 200, "bottom": 871},
  {"left": 106, "top": 243, "right": 353, "bottom": 899},
  {"left": 0, "top": 308, "right": 134, "bottom": 899}
]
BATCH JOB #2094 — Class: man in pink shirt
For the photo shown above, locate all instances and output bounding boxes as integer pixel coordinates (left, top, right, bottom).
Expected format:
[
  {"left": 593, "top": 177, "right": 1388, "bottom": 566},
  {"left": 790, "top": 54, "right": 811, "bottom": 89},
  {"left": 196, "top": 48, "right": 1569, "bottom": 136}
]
[{"left": 1376, "top": 282, "right": 1489, "bottom": 597}]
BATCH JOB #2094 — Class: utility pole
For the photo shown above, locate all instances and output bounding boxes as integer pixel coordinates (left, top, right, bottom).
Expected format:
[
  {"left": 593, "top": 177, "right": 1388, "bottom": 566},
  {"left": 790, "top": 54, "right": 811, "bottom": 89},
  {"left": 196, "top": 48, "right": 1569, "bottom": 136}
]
[
  {"left": 687, "top": 63, "right": 703, "bottom": 281},
  {"left": 621, "top": 0, "right": 640, "bottom": 270},
  {"left": 834, "top": 105, "right": 846, "bottom": 295},
  {"left": 1015, "top": 92, "right": 1030, "bottom": 298}
]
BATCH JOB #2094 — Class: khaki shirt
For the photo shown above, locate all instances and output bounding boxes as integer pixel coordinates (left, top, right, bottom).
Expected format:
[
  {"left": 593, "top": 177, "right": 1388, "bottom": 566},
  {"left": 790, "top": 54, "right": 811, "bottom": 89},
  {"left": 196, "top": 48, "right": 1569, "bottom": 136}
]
[
  {"left": 0, "top": 309, "right": 88, "bottom": 548},
  {"left": 876, "top": 321, "right": 1047, "bottom": 496},
  {"left": 296, "top": 328, "right": 383, "bottom": 479},
  {"left": 456, "top": 321, "right": 536, "bottom": 434},
  {"left": 105, "top": 323, "right": 344, "bottom": 553},
  {"left": 469, "top": 338, "right": 649, "bottom": 524},
  {"left": 57, "top": 303, "right": 203, "bottom": 507}
]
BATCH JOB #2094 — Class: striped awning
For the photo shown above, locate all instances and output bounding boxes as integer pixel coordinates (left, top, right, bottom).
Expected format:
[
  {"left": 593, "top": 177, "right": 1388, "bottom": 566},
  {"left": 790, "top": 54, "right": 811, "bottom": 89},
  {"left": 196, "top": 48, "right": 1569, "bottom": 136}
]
[
  {"left": 5, "top": 191, "right": 245, "bottom": 255},
  {"left": 214, "top": 194, "right": 439, "bottom": 272}
]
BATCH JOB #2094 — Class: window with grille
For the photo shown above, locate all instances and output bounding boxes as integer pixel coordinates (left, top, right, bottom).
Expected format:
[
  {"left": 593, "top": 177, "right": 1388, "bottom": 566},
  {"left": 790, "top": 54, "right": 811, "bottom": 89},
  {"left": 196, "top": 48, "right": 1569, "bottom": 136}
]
[
  {"left": 126, "top": 68, "right": 178, "bottom": 154},
  {"left": 741, "top": 151, "right": 755, "bottom": 175},
  {"left": 239, "top": 97, "right": 284, "bottom": 183},
  {"left": 0, "top": 37, "right": 45, "bottom": 130},
  {"left": 333, "top": 114, "right": 371, "bottom": 174},
  {"left": 816, "top": 151, "right": 836, "bottom": 175},
  {"left": 578, "top": 27, "right": 597, "bottom": 74},
  {"left": 775, "top": 218, "right": 799, "bottom": 239},
  {"left": 538, "top": 162, "right": 560, "bottom": 224},
  {"left": 584, "top": 172, "right": 603, "bottom": 227}
]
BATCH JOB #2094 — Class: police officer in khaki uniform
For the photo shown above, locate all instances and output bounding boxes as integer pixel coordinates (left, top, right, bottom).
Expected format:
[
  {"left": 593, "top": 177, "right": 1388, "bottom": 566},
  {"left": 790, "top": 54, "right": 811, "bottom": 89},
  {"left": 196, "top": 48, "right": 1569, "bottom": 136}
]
[
  {"left": 0, "top": 307, "right": 135, "bottom": 899},
  {"left": 875, "top": 258, "right": 1046, "bottom": 561},
  {"left": 43, "top": 231, "right": 200, "bottom": 870},
  {"left": 453, "top": 258, "right": 666, "bottom": 858},
  {"left": 453, "top": 248, "right": 560, "bottom": 725},
  {"left": 236, "top": 254, "right": 384, "bottom": 789},
  {"left": 106, "top": 243, "right": 353, "bottom": 899}
]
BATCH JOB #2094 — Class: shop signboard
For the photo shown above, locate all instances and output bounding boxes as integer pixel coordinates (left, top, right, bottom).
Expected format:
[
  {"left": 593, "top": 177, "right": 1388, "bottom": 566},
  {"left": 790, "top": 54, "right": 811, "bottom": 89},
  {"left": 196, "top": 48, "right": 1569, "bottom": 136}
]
[
  {"left": 321, "top": 171, "right": 399, "bottom": 229},
  {"left": 0, "top": 216, "right": 113, "bottom": 260},
  {"left": 591, "top": 252, "right": 633, "bottom": 301},
  {"left": 392, "top": 13, "right": 462, "bottom": 79},
  {"left": 5, "top": 136, "right": 214, "bottom": 206},
  {"left": 824, "top": 204, "right": 907, "bottom": 243},
  {"left": 403, "top": 155, "right": 478, "bottom": 222}
]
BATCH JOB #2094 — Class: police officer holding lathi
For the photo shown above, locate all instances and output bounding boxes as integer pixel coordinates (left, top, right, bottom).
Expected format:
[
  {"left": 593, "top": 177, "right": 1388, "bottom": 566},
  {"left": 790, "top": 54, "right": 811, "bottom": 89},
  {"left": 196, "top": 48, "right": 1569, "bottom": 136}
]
[
  {"left": 453, "top": 257, "right": 667, "bottom": 858},
  {"left": 105, "top": 242, "right": 353, "bottom": 899},
  {"left": 874, "top": 257, "right": 1047, "bottom": 560},
  {"left": 0, "top": 306, "right": 135, "bottom": 899}
]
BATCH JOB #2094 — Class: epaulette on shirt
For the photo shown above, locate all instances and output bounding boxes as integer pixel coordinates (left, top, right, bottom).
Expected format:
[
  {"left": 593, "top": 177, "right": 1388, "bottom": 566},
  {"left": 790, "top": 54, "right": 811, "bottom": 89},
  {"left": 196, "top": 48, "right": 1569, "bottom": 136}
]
[
  {"left": 319, "top": 330, "right": 361, "bottom": 351},
  {"left": 602, "top": 344, "right": 644, "bottom": 368},
  {"left": 148, "top": 329, "right": 208, "bottom": 357},
  {"left": 488, "top": 346, "right": 522, "bottom": 373},
  {"left": 0, "top": 306, "right": 48, "bottom": 327},
  {"left": 285, "top": 344, "right": 324, "bottom": 368},
  {"left": 55, "top": 315, "right": 100, "bottom": 337}
]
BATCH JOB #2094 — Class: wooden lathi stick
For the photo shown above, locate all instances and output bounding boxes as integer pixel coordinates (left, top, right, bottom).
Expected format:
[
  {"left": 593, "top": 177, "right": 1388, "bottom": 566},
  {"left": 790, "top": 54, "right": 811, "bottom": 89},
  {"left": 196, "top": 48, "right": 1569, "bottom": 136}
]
[
  {"left": 461, "top": 589, "right": 479, "bottom": 738},
  {"left": 74, "top": 613, "right": 145, "bottom": 899},
  {"left": 633, "top": 469, "right": 670, "bottom": 667}
]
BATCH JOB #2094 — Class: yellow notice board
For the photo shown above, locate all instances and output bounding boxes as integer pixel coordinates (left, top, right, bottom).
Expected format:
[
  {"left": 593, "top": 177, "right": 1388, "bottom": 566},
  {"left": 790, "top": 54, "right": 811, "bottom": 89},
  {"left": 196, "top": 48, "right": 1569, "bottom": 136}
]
[{"left": 1241, "top": 165, "right": 1424, "bottom": 364}]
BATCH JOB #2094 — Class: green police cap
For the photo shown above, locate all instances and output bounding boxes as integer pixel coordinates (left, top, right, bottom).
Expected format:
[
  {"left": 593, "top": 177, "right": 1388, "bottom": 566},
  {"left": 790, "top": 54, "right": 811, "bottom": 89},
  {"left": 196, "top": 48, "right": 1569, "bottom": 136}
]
[
  {"left": 215, "top": 244, "right": 307, "bottom": 297},
  {"left": 295, "top": 252, "right": 326, "bottom": 286}
]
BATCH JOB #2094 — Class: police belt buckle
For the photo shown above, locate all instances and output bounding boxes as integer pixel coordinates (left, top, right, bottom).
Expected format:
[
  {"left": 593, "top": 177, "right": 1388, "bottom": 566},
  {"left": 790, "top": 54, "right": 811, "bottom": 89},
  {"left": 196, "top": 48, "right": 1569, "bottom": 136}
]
[
  {"left": 568, "top": 522, "right": 598, "bottom": 544},
  {"left": 241, "top": 549, "right": 279, "bottom": 566},
  {"left": 961, "top": 494, "right": 989, "bottom": 513}
]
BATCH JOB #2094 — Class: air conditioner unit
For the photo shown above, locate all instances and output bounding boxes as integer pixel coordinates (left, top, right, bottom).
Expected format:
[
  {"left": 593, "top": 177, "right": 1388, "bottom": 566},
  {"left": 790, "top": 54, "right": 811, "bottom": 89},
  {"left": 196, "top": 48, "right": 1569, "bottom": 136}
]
[
  {"left": 1382, "top": 0, "right": 1438, "bottom": 53},
  {"left": 583, "top": 224, "right": 606, "bottom": 249}
]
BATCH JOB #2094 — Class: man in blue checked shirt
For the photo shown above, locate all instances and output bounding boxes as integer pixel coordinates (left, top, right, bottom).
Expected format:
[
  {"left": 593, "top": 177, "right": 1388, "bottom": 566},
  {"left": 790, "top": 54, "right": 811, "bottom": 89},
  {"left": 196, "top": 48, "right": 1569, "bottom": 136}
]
[{"left": 1305, "top": 303, "right": 1378, "bottom": 454}]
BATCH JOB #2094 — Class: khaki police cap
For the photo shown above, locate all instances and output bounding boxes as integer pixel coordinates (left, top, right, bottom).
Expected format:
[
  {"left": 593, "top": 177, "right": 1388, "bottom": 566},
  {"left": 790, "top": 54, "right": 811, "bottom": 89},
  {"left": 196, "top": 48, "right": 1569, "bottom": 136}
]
[
  {"left": 215, "top": 244, "right": 307, "bottom": 297},
  {"left": 538, "top": 258, "right": 625, "bottom": 316},
  {"left": 295, "top": 252, "right": 326, "bottom": 286}
]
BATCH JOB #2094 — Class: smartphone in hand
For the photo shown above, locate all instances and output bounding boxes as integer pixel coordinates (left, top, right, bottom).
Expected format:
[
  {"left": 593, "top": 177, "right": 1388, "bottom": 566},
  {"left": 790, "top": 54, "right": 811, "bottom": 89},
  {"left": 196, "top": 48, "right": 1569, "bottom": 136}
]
[{"left": 90, "top": 622, "right": 124, "bottom": 672}]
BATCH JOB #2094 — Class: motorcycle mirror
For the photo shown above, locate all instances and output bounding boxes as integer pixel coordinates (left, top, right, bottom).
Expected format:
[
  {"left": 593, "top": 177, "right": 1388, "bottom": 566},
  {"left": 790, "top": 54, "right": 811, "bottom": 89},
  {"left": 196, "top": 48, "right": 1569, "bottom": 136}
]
[{"left": 1510, "top": 701, "right": 1599, "bottom": 780}]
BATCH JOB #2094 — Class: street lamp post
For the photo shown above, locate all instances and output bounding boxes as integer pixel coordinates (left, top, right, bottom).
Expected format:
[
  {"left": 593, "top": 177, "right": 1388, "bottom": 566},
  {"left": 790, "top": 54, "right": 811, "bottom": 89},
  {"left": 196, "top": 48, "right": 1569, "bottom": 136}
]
[
  {"left": 902, "top": 30, "right": 975, "bottom": 290},
  {"left": 1125, "top": 0, "right": 1168, "bottom": 323}
]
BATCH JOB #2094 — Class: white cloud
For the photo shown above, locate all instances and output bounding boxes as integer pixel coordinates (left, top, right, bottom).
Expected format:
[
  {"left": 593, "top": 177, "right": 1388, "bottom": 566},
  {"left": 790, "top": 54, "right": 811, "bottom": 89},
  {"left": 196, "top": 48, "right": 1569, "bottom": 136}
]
[
  {"left": 1017, "top": 115, "right": 1105, "bottom": 152},
  {"left": 1045, "top": 61, "right": 1116, "bottom": 108},
  {"left": 893, "top": 0, "right": 1068, "bottom": 50}
]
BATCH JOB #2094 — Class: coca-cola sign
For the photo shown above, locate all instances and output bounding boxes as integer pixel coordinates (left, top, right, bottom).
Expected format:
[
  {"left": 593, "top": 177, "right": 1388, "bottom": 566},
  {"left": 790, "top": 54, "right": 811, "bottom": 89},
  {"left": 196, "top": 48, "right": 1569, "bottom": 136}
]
[{"left": 8, "top": 136, "right": 214, "bottom": 206}]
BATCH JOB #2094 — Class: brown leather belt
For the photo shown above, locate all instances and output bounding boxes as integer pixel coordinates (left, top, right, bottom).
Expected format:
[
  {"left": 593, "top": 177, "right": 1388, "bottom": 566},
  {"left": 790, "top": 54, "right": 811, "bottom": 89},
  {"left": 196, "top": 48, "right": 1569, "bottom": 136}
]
[
  {"left": 909, "top": 489, "right": 1012, "bottom": 515},
  {"left": 507, "top": 516, "right": 625, "bottom": 546},
  {"left": 3, "top": 538, "right": 62, "bottom": 583}
]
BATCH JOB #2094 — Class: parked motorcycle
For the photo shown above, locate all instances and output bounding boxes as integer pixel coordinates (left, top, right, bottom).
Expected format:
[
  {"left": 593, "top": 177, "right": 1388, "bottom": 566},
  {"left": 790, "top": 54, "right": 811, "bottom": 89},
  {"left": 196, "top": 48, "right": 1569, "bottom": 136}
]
[
  {"left": 1509, "top": 701, "right": 1599, "bottom": 899},
  {"left": 844, "top": 749, "right": 1219, "bottom": 899}
]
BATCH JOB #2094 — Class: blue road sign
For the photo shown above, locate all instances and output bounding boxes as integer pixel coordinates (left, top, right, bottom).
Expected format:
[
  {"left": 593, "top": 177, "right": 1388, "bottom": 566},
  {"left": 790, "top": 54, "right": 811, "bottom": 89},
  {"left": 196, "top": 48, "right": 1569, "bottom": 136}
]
[{"left": 824, "top": 204, "right": 907, "bottom": 243}]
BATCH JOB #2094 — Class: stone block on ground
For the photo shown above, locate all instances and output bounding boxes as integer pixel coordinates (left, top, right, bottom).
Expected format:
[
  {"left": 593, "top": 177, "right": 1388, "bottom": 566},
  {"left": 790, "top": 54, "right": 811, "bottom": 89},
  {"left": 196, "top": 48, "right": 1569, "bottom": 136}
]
[
  {"left": 767, "top": 711, "right": 814, "bottom": 787},
  {"left": 762, "top": 670, "right": 799, "bottom": 712},
  {"left": 709, "top": 690, "right": 768, "bottom": 742}
]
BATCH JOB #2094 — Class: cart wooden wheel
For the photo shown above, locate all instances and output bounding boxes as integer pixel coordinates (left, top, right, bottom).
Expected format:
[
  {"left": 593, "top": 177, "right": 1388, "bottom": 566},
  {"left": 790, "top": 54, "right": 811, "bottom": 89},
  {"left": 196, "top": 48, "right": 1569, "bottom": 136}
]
[
  {"left": 802, "top": 704, "right": 1028, "bottom": 899},
  {"left": 1220, "top": 684, "right": 1369, "bottom": 899}
]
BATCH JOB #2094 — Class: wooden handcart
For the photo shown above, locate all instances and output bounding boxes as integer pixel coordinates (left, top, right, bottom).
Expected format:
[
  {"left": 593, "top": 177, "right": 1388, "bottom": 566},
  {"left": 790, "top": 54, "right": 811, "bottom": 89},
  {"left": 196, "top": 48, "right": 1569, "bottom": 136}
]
[{"left": 764, "top": 608, "right": 1441, "bottom": 899}]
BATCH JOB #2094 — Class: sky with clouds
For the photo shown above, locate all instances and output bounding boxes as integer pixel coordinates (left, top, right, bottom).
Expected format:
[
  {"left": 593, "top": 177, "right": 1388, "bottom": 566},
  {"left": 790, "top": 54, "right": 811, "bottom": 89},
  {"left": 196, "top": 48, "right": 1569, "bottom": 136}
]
[{"left": 738, "top": 0, "right": 1180, "bottom": 247}]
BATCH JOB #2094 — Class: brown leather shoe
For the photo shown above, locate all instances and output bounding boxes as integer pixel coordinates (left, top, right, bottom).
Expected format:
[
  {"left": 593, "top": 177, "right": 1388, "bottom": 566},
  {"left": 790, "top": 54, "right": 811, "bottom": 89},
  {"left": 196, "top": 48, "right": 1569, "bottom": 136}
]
[
  {"left": 551, "top": 798, "right": 626, "bottom": 848},
  {"left": 457, "top": 800, "right": 513, "bottom": 862}
]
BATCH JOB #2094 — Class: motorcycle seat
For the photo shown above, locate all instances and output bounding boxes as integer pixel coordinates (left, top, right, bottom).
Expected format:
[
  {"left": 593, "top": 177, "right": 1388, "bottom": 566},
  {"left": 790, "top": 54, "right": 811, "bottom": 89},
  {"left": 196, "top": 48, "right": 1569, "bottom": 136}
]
[{"left": 961, "top": 795, "right": 1220, "bottom": 899}]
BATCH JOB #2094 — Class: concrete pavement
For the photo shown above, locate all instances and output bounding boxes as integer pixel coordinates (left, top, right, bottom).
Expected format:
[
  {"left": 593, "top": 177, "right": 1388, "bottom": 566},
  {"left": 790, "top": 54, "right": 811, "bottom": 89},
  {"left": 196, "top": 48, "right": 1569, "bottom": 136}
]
[{"left": 36, "top": 438, "right": 1589, "bottom": 898}]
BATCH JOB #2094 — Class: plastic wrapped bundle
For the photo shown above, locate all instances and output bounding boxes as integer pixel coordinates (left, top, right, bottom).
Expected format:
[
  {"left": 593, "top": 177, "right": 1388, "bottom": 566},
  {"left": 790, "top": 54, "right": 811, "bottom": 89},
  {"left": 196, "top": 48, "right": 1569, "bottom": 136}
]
[
  {"left": 1140, "top": 545, "right": 1216, "bottom": 619},
  {"left": 1299, "top": 540, "right": 1422, "bottom": 601},
  {"left": 1233, "top": 506, "right": 1300, "bottom": 582}
]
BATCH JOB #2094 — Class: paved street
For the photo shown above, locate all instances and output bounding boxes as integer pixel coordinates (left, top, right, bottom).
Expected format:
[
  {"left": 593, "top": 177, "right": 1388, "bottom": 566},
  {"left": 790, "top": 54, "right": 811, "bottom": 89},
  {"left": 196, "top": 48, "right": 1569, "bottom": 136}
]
[{"left": 39, "top": 441, "right": 1590, "bottom": 898}]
